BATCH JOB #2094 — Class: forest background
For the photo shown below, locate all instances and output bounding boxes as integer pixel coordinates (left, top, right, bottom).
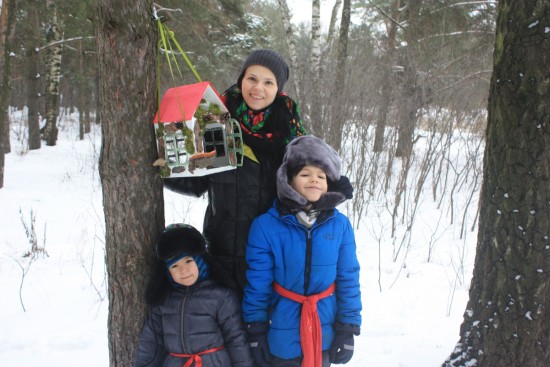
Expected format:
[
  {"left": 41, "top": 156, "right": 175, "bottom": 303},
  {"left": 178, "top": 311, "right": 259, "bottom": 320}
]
[{"left": 0, "top": 0, "right": 502, "bottom": 366}]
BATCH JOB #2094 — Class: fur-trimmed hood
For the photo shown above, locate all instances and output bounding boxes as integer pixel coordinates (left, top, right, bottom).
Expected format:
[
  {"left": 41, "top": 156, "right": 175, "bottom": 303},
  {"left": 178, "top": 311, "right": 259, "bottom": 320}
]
[
  {"left": 156, "top": 224, "right": 207, "bottom": 261},
  {"left": 276, "top": 135, "right": 346, "bottom": 211}
]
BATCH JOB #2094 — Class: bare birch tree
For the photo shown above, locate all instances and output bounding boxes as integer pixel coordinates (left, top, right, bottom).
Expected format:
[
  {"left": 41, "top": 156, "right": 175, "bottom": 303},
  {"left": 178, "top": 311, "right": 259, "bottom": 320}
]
[
  {"left": 42, "top": 0, "right": 64, "bottom": 146},
  {"left": 276, "top": 0, "right": 301, "bottom": 103}
]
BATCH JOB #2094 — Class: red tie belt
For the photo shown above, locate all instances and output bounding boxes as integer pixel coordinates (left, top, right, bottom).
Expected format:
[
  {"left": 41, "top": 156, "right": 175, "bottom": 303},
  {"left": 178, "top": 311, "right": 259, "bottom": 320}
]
[
  {"left": 273, "top": 282, "right": 336, "bottom": 367},
  {"left": 169, "top": 345, "right": 224, "bottom": 367}
]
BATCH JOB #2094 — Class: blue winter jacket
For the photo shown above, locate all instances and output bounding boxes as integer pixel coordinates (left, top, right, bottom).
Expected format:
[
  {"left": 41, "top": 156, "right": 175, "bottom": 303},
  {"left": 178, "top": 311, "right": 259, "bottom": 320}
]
[{"left": 242, "top": 202, "right": 362, "bottom": 360}]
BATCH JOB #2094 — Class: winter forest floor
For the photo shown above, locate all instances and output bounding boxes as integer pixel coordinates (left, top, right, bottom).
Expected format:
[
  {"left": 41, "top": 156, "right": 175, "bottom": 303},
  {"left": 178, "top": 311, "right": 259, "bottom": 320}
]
[{"left": 0, "top": 110, "right": 480, "bottom": 366}]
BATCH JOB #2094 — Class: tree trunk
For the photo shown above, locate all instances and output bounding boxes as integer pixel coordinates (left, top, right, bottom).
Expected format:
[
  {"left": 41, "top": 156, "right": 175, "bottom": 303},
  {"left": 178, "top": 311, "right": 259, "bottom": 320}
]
[
  {"left": 42, "top": 0, "right": 64, "bottom": 146},
  {"left": 78, "top": 40, "right": 85, "bottom": 140},
  {"left": 372, "top": 0, "right": 400, "bottom": 152},
  {"left": 277, "top": 0, "right": 302, "bottom": 102},
  {"left": 26, "top": 3, "right": 41, "bottom": 151},
  {"left": 0, "top": 0, "right": 17, "bottom": 186},
  {"left": 93, "top": 0, "right": 164, "bottom": 365},
  {"left": 325, "top": 0, "right": 350, "bottom": 152},
  {"left": 443, "top": 1, "right": 550, "bottom": 366},
  {"left": 309, "top": 0, "right": 323, "bottom": 138},
  {"left": 95, "top": 73, "right": 101, "bottom": 124},
  {"left": 395, "top": 0, "right": 421, "bottom": 159},
  {"left": 394, "top": 67, "right": 419, "bottom": 158}
]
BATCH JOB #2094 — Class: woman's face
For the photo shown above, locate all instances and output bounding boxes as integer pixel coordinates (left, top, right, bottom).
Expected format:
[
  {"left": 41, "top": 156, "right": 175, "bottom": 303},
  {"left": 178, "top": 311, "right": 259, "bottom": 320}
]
[{"left": 240, "top": 65, "right": 278, "bottom": 111}]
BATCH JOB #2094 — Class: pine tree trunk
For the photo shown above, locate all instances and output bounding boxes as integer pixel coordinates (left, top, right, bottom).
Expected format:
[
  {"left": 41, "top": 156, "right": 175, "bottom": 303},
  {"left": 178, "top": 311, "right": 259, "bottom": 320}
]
[
  {"left": 93, "top": 0, "right": 164, "bottom": 365},
  {"left": 78, "top": 40, "right": 85, "bottom": 141},
  {"left": 0, "top": 0, "right": 17, "bottom": 182},
  {"left": 394, "top": 65, "right": 420, "bottom": 159},
  {"left": 373, "top": 0, "right": 400, "bottom": 153},
  {"left": 395, "top": 0, "right": 421, "bottom": 159},
  {"left": 443, "top": 1, "right": 550, "bottom": 366},
  {"left": 326, "top": 0, "right": 350, "bottom": 152},
  {"left": 26, "top": 4, "right": 41, "bottom": 151}
]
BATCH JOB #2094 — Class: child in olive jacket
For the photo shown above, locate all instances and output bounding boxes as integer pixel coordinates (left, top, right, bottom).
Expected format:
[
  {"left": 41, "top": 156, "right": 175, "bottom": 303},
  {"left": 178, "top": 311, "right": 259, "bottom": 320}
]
[
  {"left": 134, "top": 224, "right": 253, "bottom": 367},
  {"left": 243, "top": 136, "right": 362, "bottom": 367}
]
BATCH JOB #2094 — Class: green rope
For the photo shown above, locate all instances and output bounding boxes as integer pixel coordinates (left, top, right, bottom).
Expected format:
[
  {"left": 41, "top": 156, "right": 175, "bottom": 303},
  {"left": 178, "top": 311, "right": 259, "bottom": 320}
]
[
  {"left": 155, "top": 14, "right": 203, "bottom": 125},
  {"left": 157, "top": 19, "right": 202, "bottom": 84}
]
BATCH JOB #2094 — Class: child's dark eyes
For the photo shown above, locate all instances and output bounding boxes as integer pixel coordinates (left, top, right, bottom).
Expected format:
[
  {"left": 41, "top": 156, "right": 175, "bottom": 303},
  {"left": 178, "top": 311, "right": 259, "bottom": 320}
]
[
  {"left": 184, "top": 258, "right": 194, "bottom": 264},
  {"left": 299, "top": 173, "right": 326, "bottom": 180}
]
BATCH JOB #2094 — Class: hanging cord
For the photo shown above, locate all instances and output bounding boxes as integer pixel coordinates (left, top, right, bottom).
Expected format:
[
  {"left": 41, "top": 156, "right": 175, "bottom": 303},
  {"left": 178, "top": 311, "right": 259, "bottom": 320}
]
[
  {"left": 152, "top": 4, "right": 203, "bottom": 124},
  {"left": 152, "top": 4, "right": 202, "bottom": 83}
]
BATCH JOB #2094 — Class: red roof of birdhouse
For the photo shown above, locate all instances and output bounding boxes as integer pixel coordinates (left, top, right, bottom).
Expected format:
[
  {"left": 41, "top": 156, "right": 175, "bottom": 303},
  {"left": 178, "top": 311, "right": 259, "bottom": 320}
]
[{"left": 153, "top": 81, "right": 226, "bottom": 123}]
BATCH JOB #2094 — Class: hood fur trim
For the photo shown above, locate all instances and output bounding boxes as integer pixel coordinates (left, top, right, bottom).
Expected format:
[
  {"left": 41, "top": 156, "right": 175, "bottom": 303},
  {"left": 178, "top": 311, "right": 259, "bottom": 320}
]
[{"left": 277, "top": 135, "right": 346, "bottom": 210}]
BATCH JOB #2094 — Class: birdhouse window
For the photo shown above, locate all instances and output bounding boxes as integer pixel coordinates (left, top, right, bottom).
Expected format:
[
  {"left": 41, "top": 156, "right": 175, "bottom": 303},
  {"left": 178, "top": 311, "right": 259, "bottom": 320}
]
[
  {"left": 164, "top": 132, "right": 189, "bottom": 165},
  {"left": 204, "top": 126, "right": 226, "bottom": 157}
]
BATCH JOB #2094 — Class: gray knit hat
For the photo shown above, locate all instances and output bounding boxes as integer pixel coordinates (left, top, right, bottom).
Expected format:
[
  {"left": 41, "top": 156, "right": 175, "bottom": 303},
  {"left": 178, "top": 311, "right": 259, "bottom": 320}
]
[
  {"left": 276, "top": 136, "right": 346, "bottom": 210},
  {"left": 237, "top": 49, "right": 290, "bottom": 92}
]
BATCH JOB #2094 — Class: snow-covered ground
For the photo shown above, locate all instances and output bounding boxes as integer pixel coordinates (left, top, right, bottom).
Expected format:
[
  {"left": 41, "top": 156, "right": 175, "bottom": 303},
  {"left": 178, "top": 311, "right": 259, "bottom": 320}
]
[{"left": 0, "top": 110, "right": 479, "bottom": 366}]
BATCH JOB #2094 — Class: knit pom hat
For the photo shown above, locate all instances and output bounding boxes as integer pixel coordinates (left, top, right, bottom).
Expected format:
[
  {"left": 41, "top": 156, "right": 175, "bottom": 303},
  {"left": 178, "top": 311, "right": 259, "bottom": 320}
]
[
  {"left": 276, "top": 135, "right": 346, "bottom": 210},
  {"left": 157, "top": 223, "right": 209, "bottom": 281},
  {"left": 237, "top": 49, "right": 290, "bottom": 92}
]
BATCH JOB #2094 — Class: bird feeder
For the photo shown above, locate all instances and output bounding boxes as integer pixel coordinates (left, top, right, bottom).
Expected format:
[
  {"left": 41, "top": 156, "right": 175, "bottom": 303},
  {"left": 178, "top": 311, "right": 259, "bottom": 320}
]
[{"left": 153, "top": 81, "right": 244, "bottom": 177}]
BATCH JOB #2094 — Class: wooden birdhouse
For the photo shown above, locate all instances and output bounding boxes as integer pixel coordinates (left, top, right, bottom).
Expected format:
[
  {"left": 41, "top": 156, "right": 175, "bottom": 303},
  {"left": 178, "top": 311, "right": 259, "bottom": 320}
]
[{"left": 153, "top": 81, "right": 243, "bottom": 177}]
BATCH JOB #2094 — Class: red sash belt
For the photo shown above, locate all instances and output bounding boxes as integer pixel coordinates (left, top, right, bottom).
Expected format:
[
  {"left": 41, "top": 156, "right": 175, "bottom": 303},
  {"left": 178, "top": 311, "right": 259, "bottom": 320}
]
[
  {"left": 169, "top": 346, "right": 224, "bottom": 367},
  {"left": 274, "top": 282, "right": 335, "bottom": 367}
]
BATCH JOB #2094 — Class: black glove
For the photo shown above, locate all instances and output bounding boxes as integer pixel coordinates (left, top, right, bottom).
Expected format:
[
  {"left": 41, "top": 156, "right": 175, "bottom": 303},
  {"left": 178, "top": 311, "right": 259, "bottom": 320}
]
[
  {"left": 329, "top": 322, "right": 360, "bottom": 364},
  {"left": 328, "top": 175, "right": 353, "bottom": 199},
  {"left": 246, "top": 322, "right": 271, "bottom": 367}
]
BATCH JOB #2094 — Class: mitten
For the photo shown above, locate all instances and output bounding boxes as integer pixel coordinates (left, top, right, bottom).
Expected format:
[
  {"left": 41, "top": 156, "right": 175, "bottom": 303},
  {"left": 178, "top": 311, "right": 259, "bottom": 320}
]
[
  {"left": 328, "top": 175, "right": 354, "bottom": 199},
  {"left": 329, "top": 322, "right": 360, "bottom": 364},
  {"left": 246, "top": 322, "right": 271, "bottom": 367}
]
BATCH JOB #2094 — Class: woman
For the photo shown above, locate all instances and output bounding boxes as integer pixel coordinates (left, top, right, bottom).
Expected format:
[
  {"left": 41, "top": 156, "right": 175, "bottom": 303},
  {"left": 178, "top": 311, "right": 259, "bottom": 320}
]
[{"left": 164, "top": 49, "right": 308, "bottom": 295}]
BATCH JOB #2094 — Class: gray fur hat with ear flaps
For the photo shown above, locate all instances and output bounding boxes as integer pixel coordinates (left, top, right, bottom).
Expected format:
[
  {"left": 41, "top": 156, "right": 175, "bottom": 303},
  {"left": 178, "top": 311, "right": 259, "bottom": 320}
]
[{"left": 276, "top": 135, "right": 346, "bottom": 211}]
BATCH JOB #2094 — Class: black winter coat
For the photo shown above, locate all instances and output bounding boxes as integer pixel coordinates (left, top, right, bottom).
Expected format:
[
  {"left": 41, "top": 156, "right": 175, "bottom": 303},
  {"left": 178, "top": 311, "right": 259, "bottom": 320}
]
[
  {"left": 134, "top": 279, "right": 253, "bottom": 367},
  {"left": 164, "top": 88, "right": 304, "bottom": 295}
]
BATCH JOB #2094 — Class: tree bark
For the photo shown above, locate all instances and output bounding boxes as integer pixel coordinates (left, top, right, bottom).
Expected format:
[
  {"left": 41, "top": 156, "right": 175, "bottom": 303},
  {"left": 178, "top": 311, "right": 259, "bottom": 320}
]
[
  {"left": 93, "top": 0, "right": 164, "bottom": 365},
  {"left": 326, "top": 0, "right": 351, "bottom": 151},
  {"left": 309, "top": 0, "right": 323, "bottom": 138},
  {"left": 0, "top": 0, "right": 17, "bottom": 187},
  {"left": 395, "top": 0, "right": 422, "bottom": 159},
  {"left": 373, "top": 0, "right": 400, "bottom": 153},
  {"left": 277, "top": 0, "right": 302, "bottom": 103},
  {"left": 26, "top": 2, "right": 41, "bottom": 151},
  {"left": 42, "top": 0, "right": 64, "bottom": 146},
  {"left": 443, "top": 1, "right": 550, "bottom": 366}
]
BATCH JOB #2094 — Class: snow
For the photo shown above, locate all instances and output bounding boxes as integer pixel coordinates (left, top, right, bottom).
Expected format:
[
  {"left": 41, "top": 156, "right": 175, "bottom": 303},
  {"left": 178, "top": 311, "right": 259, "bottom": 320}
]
[{"left": 0, "top": 109, "right": 480, "bottom": 366}]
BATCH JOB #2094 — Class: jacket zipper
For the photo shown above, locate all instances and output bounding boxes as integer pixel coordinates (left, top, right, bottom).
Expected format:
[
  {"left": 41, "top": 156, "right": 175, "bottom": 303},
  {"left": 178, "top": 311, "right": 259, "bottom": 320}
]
[
  {"left": 180, "top": 287, "right": 190, "bottom": 353},
  {"left": 304, "top": 230, "right": 312, "bottom": 294},
  {"left": 282, "top": 213, "right": 334, "bottom": 295}
]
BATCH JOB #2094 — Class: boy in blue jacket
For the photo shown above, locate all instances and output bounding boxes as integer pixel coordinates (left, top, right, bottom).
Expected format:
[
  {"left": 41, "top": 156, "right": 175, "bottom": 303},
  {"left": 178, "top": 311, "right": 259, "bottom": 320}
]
[{"left": 243, "top": 136, "right": 362, "bottom": 367}]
